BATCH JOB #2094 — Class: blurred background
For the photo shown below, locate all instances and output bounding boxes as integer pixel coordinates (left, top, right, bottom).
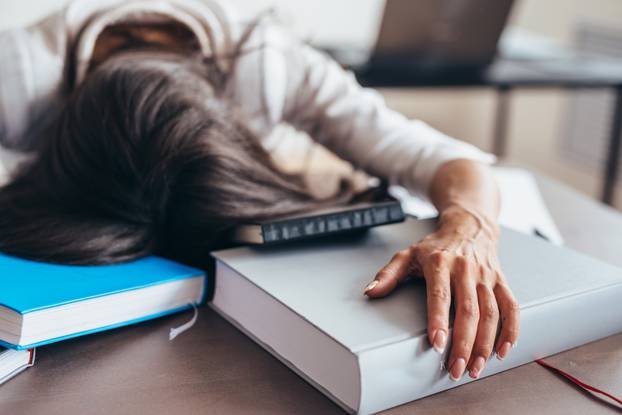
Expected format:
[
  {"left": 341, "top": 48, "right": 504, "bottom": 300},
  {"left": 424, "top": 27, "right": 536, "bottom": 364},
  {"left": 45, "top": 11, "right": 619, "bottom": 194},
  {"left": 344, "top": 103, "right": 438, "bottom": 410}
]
[{"left": 2, "top": 0, "right": 622, "bottom": 209}]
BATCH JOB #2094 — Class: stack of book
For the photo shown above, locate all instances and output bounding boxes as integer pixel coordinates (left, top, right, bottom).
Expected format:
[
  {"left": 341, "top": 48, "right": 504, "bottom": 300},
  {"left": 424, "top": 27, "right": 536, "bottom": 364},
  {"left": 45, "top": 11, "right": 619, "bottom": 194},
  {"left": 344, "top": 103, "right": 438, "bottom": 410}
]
[
  {"left": 0, "top": 200, "right": 399, "bottom": 386},
  {"left": 3, "top": 199, "right": 622, "bottom": 413},
  {"left": 0, "top": 254, "right": 206, "bottom": 385}
]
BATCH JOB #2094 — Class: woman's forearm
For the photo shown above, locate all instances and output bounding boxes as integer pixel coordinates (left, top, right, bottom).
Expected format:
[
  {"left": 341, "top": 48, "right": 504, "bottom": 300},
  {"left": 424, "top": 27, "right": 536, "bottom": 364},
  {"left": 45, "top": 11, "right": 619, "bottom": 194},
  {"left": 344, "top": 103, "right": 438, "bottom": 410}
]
[{"left": 429, "top": 158, "right": 500, "bottom": 223}]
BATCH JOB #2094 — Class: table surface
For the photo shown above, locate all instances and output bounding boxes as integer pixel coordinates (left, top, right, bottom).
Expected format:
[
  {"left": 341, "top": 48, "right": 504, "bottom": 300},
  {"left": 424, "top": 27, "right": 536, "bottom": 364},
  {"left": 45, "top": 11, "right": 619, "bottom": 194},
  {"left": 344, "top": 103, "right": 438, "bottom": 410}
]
[
  {"left": 1, "top": 175, "right": 622, "bottom": 415},
  {"left": 353, "top": 57, "right": 622, "bottom": 89}
]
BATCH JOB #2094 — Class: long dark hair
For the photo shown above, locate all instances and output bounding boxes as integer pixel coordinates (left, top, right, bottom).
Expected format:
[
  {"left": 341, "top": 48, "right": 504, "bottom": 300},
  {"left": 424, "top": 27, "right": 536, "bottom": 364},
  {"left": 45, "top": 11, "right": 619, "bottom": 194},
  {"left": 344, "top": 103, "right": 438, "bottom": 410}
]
[{"left": 0, "top": 51, "right": 353, "bottom": 266}]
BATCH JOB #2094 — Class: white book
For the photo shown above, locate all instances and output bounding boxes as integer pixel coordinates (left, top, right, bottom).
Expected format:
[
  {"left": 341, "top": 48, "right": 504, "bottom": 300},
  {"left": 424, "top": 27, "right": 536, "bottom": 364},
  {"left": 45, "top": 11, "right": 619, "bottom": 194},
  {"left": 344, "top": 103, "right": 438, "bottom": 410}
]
[
  {"left": 0, "top": 348, "right": 34, "bottom": 386},
  {"left": 211, "top": 218, "right": 622, "bottom": 414}
]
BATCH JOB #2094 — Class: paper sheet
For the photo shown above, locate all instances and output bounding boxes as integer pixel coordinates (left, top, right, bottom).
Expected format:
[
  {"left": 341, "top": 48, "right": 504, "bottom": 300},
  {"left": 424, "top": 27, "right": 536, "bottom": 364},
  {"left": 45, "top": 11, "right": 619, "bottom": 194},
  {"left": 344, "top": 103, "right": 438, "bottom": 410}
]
[{"left": 390, "top": 167, "right": 564, "bottom": 245}]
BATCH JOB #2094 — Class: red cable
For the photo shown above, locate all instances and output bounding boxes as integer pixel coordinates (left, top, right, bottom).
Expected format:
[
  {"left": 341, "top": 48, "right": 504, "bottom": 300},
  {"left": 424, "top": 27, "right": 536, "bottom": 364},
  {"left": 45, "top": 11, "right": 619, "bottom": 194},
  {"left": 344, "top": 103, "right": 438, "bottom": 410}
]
[{"left": 535, "top": 359, "right": 622, "bottom": 407}]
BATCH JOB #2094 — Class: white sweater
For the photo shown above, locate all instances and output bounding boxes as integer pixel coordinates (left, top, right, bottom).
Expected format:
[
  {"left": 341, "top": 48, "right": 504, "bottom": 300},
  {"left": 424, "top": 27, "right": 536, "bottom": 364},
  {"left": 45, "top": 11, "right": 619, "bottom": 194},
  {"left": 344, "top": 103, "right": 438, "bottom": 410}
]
[{"left": 0, "top": 0, "right": 494, "bottom": 196}]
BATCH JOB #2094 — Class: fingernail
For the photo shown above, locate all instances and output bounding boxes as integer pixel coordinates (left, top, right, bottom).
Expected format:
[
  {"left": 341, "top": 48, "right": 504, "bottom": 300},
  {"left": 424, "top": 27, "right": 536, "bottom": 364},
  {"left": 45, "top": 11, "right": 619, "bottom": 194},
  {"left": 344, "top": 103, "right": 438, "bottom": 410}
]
[
  {"left": 496, "top": 342, "right": 512, "bottom": 360},
  {"left": 469, "top": 356, "right": 486, "bottom": 379},
  {"left": 432, "top": 330, "right": 447, "bottom": 354},
  {"left": 364, "top": 280, "right": 379, "bottom": 293},
  {"left": 449, "top": 358, "right": 466, "bottom": 381}
]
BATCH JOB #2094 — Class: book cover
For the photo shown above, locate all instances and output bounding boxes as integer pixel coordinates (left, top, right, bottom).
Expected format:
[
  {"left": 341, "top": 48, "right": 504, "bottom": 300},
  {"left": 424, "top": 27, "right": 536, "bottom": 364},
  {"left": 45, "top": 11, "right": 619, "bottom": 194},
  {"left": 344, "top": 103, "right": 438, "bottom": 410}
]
[
  {"left": 233, "top": 199, "right": 405, "bottom": 245},
  {"left": 0, "top": 254, "right": 206, "bottom": 349},
  {"left": 211, "top": 218, "right": 622, "bottom": 414}
]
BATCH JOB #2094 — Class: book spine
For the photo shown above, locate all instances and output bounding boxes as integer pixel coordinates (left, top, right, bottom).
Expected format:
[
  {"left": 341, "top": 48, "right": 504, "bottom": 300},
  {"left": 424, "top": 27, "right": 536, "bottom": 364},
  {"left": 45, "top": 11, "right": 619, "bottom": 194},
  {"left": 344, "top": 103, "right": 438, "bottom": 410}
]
[{"left": 261, "top": 203, "right": 405, "bottom": 243}]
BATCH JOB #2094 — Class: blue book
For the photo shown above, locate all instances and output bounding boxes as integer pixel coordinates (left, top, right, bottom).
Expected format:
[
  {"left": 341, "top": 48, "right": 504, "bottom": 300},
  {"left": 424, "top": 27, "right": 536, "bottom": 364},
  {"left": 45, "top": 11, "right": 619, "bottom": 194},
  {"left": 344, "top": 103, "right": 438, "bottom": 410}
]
[{"left": 0, "top": 254, "right": 206, "bottom": 350}]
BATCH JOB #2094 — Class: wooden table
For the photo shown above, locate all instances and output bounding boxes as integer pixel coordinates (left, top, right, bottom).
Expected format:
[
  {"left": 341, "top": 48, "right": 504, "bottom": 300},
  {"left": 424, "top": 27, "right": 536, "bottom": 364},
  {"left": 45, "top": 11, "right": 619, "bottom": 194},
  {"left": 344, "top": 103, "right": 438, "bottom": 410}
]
[{"left": 1, "top": 175, "right": 621, "bottom": 415}]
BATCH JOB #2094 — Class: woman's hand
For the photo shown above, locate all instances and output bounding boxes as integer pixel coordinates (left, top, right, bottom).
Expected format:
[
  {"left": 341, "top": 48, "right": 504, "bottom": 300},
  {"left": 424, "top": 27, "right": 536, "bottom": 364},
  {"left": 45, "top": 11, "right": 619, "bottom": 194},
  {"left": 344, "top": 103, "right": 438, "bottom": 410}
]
[{"left": 364, "top": 204, "right": 520, "bottom": 381}]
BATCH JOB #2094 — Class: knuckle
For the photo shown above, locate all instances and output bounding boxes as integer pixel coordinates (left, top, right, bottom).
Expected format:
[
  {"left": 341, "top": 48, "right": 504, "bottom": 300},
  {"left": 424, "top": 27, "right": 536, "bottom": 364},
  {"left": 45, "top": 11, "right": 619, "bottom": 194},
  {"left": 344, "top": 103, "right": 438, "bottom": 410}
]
[
  {"left": 392, "top": 249, "right": 409, "bottom": 261},
  {"left": 478, "top": 265, "right": 488, "bottom": 278},
  {"left": 481, "top": 302, "right": 499, "bottom": 321},
  {"left": 454, "top": 257, "right": 472, "bottom": 278},
  {"left": 455, "top": 255, "right": 468, "bottom": 268},
  {"left": 429, "top": 251, "right": 448, "bottom": 266},
  {"left": 476, "top": 282, "right": 492, "bottom": 292},
  {"left": 429, "top": 286, "right": 450, "bottom": 302},
  {"left": 459, "top": 299, "right": 479, "bottom": 319}
]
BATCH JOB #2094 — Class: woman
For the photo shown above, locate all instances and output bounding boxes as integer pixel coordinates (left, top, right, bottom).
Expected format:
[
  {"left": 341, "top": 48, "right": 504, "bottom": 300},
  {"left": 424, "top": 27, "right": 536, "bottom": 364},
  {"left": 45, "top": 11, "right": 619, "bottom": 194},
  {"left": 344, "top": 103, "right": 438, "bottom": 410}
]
[{"left": 0, "top": 0, "right": 518, "bottom": 382}]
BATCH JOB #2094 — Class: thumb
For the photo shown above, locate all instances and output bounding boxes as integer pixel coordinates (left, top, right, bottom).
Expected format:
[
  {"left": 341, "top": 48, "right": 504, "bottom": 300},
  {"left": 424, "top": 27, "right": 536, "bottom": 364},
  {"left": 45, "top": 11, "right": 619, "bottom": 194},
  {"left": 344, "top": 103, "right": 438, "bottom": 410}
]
[{"left": 365, "top": 248, "right": 414, "bottom": 298}]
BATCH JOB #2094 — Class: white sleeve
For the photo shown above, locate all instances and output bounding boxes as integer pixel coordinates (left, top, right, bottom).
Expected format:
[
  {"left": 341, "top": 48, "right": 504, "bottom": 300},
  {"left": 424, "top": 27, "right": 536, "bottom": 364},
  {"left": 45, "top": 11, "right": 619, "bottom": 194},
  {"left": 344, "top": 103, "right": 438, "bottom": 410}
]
[
  {"left": 227, "top": 21, "right": 496, "bottom": 198},
  {"left": 0, "top": 13, "right": 67, "bottom": 151},
  {"left": 285, "top": 45, "right": 496, "bottom": 197}
]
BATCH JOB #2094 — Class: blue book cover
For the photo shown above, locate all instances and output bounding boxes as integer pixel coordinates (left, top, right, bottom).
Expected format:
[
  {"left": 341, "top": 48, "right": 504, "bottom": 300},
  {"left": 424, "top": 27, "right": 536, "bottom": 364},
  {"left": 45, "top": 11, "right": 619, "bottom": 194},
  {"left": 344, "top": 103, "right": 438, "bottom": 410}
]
[{"left": 0, "top": 254, "right": 206, "bottom": 350}]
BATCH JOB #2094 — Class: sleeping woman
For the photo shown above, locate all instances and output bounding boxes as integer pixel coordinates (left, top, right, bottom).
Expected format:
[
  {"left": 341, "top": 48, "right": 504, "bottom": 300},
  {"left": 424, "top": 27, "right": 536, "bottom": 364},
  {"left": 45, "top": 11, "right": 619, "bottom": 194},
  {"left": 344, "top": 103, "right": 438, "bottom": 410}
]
[{"left": 0, "top": 0, "right": 518, "bottom": 382}]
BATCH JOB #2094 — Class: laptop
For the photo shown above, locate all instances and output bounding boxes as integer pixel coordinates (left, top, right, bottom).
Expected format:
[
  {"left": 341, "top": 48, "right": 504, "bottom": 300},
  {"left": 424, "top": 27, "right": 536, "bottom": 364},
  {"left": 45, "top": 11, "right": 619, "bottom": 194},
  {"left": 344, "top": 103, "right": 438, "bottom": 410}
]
[
  {"left": 328, "top": 0, "right": 515, "bottom": 78},
  {"left": 327, "top": 0, "right": 622, "bottom": 86}
]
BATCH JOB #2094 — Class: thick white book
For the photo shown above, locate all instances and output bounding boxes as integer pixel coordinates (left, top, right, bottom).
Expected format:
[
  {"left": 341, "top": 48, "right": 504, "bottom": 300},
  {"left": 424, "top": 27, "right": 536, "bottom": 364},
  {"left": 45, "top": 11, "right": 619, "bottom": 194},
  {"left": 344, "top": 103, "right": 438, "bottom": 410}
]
[
  {"left": 0, "top": 348, "right": 34, "bottom": 385},
  {"left": 210, "top": 218, "right": 622, "bottom": 414}
]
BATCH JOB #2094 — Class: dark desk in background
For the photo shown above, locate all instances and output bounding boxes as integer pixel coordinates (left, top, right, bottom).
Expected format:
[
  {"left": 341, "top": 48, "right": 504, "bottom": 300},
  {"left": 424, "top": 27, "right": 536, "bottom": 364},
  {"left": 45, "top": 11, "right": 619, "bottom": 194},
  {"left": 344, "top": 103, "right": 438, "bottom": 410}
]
[
  {"left": 1, "top": 173, "right": 622, "bottom": 415},
  {"left": 352, "top": 57, "right": 622, "bottom": 206}
]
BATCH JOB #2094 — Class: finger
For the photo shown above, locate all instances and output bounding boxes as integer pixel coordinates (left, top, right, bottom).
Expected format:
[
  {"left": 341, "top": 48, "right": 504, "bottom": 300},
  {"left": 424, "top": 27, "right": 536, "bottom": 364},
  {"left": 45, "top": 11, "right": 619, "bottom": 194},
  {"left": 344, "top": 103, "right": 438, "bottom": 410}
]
[
  {"left": 422, "top": 253, "right": 451, "bottom": 355},
  {"left": 448, "top": 257, "right": 479, "bottom": 381},
  {"left": 494, "top": 281, "right": 520, "bottom": 360},
  {"left": 468, "top": 283, "right": 499, "bottom": 379},
  {"left": 365, "top": 248, "right": 413, "bottom": 298}
]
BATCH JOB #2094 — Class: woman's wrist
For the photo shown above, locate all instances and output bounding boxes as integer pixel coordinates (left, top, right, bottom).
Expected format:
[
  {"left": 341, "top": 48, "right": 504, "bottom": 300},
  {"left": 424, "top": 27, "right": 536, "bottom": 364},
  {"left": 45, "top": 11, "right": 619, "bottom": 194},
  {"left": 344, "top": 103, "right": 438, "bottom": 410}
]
[{"left": 438, "top": 203, "right": 500, "bottom": 242}]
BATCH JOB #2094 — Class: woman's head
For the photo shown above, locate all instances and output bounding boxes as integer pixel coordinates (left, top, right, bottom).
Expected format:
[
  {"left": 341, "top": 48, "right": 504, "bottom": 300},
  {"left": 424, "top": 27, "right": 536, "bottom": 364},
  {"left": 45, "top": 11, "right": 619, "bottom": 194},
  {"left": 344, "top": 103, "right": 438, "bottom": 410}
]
[{"left": 0, "top": 52, "right": 349, "bottom": 266}]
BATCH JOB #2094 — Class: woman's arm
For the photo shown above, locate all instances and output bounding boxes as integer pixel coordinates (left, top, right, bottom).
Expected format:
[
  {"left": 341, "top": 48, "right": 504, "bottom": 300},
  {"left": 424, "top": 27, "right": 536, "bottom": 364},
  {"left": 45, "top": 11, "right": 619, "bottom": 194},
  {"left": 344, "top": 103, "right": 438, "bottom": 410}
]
[
  {"left": 0, "top": 13, "right": 66, "bottom": 151},
  {"left": 226, "top": 22, "right": 495, "bottom": 194},
  {"left": 365, "top": 159, "right": 520, "bottom": 380},
  {"left": 228, "top": 20, "right": 518, "bottom": 380}
]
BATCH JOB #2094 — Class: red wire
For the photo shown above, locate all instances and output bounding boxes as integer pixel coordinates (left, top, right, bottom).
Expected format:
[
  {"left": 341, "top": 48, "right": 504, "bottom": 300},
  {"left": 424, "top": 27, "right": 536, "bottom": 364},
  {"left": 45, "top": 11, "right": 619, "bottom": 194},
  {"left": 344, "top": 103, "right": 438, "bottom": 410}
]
[{"left": 535, "top": 359, "right": 622, "bottom": 407}]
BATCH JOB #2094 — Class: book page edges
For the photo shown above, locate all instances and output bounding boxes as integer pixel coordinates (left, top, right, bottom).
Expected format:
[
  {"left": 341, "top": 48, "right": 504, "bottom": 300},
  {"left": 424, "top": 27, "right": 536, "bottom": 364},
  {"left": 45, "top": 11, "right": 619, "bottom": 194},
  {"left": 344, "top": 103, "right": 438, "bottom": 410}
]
[
  {"left": 0, "top": 349, "right": 32, "bottom": 385},
  {"left": 0, "top": 276, "right": 206, "bottom": 349},
  {"left": 211, "top": 250, "right": 622, "bottom": 355},
  {"left": 355, "top": 282, "right": 622, "bottom": 414},
  {"left": 210, "top": 301, "right": 359, "bottom": 414},
  {"left": 232, "top": 225, "right": 263, "bottom": 243},
  {"left": 211, "top": 261, "right": 361, "bottom": 413},
  {"left": 4, "top": 270, "right": 206, "bottom": 314}
]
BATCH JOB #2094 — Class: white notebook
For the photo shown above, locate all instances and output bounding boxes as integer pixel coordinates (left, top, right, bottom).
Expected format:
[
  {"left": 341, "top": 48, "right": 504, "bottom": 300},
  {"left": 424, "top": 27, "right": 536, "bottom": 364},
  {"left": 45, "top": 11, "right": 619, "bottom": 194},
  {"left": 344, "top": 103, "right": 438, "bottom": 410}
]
[
  {"left": 0, "top": 348, "right": 34, "bottom": 386},
  {"left": 211, "top": 218, "right": 622, "bottom": 414}
]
